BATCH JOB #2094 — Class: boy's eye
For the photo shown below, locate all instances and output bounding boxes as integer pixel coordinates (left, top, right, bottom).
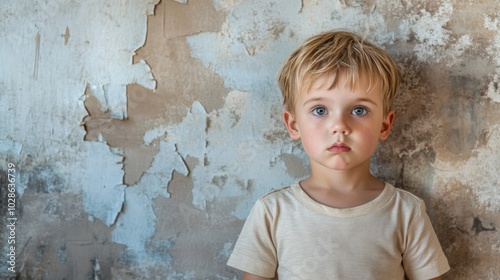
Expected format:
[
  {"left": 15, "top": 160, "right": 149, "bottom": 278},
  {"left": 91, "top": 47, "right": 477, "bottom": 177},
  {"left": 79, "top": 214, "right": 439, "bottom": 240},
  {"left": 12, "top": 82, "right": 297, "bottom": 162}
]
[
  {"left": 352, "top": 107, "right": 367, "bottom": 116},
  {"left": 312, "top": 107, "right": 327, "bottom": 116}
]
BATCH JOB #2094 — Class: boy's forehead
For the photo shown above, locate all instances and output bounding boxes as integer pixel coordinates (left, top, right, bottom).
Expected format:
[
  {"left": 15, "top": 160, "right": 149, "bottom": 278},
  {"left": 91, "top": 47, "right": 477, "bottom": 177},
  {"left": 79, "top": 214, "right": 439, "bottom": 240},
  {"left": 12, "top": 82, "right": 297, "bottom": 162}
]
[{"left": 305, "top": 71, "right": 381, "bottom": 96}]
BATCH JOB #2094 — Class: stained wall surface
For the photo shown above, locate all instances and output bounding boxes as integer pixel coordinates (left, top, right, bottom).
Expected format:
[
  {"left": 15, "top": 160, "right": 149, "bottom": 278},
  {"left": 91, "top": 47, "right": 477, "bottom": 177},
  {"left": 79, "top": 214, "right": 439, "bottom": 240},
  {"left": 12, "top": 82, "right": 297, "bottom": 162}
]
[{"left": 1, "top": 0, "right": 499, "bottom": 279}]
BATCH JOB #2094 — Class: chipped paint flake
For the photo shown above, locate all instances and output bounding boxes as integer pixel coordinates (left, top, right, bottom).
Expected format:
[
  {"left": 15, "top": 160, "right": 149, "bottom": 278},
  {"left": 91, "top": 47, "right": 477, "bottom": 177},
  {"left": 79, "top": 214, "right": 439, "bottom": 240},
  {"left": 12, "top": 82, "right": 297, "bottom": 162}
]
[
  {"left": 77, "top": 0, "right": 159, "bottom": 119},
  {"left": 112, "top": 186, "right": 158, "bottom": 259},
  {"left": 138, "top": 141, "right": 189, "bottom": 199},
  {"left": 87, "top": 59, "right": 156, "bottom": 120},
  {"left": 167, "top": 101, "right": 207, "bottom": 161},
  {"left": 144, "top": 101, "right": 207, "bottom": 160},
  {"left": 82, "top": 142, "right": 126, "bottom": 226},
  {"left": 111, "top": 140, "right": 188, "bottom": 261}
]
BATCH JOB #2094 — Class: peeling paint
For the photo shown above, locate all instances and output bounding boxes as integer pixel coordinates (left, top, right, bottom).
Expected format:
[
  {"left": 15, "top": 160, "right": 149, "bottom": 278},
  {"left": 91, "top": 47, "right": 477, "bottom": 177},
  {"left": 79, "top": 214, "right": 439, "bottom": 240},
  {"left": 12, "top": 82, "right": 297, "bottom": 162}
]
[
  {"left": 88, "top": 59, "right": 156, "bottom": 120},
  {"left": 111, "top": 140, "right": 188, "bottom": 263},
  {"left": 144, "top": 101, "right": 207, "bottom": 162},
  {"left": 112, "top": 186, "right": 158, "bottom": 263},
  {"left": 1, "top": 0, "right": 161, "bottom": 277},
  {"left": 82, "top": 142, "right": 126, "bottom": 227}
]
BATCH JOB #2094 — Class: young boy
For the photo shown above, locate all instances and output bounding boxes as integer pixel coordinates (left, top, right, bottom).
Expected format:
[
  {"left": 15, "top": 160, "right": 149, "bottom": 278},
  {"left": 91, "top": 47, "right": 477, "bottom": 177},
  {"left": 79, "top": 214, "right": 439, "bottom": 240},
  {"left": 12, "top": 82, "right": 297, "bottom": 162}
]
[{"left": 227, "top": 30, "right": 450, "bottom": 279}]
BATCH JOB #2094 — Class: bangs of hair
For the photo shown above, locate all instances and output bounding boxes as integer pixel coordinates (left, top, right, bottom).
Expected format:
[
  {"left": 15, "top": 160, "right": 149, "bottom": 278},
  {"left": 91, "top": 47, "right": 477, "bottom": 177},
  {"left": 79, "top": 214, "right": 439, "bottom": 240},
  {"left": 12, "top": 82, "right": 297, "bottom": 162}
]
[{"left": 278, "top": 30, "right": 400, "bottom": 116}]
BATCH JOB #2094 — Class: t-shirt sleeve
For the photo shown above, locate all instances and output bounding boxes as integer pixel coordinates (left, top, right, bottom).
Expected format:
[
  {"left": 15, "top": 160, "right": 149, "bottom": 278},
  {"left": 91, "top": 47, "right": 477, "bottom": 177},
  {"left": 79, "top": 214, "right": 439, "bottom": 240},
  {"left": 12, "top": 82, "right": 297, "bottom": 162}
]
[
  {"left": 403, "top": 200, "right": 450, "bottom": 280},
  {"left": 227, "top": 199, "right": 277, "bottom": 278}
]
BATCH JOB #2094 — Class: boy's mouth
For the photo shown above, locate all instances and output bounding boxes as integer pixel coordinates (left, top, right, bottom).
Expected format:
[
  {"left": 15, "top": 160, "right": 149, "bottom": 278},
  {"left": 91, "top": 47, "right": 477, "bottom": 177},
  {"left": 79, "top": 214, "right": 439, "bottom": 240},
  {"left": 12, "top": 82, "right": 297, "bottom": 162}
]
[{"left": 327, "top": 142, "right": 351, "bottom": 153}]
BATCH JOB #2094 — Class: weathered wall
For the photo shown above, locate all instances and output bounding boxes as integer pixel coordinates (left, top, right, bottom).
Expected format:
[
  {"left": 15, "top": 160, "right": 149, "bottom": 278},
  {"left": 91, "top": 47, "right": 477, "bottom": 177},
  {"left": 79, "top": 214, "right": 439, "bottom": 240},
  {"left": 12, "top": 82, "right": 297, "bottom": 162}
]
[{"left": 1, "top": 0, "right": 499, "bottom": 279}]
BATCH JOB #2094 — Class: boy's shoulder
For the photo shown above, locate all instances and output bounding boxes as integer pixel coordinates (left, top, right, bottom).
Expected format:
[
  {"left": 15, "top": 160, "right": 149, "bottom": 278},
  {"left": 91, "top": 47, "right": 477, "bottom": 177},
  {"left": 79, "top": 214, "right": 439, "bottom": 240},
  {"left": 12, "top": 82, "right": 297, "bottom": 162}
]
[
  {"left": 259, "top": 184, "right": 296, "bottom": 200},
  {"left": 391, "top": 185, "right": 425, "bottom": 203},
  {"left": 256, "top": 183, "right": 301, "bottom": 208},
  {"left": 388, "top": 184, "right": 429, "bottom": 215}
]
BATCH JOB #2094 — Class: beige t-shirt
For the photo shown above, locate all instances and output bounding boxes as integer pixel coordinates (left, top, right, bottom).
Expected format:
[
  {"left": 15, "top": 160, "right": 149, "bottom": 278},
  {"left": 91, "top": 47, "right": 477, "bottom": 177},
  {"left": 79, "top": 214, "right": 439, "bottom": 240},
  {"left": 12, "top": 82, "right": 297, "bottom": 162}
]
[{"left": 227, "top": 183, "right": 450, "bottom": 279}]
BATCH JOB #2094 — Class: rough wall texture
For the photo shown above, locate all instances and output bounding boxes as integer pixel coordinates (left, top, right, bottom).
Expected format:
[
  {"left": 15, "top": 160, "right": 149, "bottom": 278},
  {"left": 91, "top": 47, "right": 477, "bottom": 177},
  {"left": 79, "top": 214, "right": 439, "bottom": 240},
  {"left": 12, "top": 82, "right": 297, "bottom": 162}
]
[{"left": 1, "top": 0, "right": 499, "bottom": 279}]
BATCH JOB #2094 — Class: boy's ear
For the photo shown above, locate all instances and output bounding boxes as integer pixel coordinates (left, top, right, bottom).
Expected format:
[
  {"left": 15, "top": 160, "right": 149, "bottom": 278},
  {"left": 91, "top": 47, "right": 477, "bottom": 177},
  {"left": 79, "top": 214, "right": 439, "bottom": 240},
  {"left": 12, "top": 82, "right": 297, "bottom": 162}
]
[
  {"left": 283, "top": 110, "right": 301, "bottom": 140},
  {"left": 379, "top": 111, "right": 395, "bottom": 141}
]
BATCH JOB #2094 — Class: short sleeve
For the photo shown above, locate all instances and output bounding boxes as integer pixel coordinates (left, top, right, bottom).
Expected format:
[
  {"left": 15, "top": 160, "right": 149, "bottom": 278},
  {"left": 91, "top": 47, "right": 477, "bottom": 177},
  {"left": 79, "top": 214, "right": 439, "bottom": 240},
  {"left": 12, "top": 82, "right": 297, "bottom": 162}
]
[
  {"left": 402, "top": 201, "right": 450, "bottom": 280},
  {"left": 227, "top": 199, "right": 277, "bottom": 278}
]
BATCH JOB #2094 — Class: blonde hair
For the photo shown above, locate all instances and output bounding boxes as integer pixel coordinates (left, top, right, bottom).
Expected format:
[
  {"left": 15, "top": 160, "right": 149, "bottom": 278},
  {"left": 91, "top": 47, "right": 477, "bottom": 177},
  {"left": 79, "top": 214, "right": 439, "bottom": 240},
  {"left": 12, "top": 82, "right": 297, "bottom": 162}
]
[{"left": 277, "top": 30, "right": 400, "bottom": 116}]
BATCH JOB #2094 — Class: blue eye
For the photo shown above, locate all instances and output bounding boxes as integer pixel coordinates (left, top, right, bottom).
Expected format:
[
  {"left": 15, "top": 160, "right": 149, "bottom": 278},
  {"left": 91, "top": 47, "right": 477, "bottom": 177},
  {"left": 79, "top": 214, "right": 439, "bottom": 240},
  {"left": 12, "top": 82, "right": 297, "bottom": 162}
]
[
  {"left": 352, "top": 107, "right": 367, "bottom": 116},
  {"left": 312, "top": 107, "right": 327, "bottom": 116}
]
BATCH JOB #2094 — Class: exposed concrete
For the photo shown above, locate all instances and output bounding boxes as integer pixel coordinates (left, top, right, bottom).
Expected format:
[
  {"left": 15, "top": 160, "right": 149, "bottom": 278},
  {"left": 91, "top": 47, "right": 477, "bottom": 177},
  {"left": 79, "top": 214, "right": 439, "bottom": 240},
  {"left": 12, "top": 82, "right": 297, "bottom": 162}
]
[{"left": 1, "top": 0, "right": 500, "bottom": 279}]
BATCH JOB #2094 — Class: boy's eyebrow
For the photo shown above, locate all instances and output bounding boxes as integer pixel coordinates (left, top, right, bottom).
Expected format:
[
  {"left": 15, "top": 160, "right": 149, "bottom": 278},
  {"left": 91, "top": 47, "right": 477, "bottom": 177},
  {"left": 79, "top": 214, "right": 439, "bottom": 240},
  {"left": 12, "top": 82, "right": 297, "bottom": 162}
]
[
  {"left": 302, "top": 97, "right": 324, "bottom": 107},
  {"left": 355, "top": 98, "right": 379, "bottom": 107},
  {"left": 302, "top": 97, "right": 379, "bottom": 107}
]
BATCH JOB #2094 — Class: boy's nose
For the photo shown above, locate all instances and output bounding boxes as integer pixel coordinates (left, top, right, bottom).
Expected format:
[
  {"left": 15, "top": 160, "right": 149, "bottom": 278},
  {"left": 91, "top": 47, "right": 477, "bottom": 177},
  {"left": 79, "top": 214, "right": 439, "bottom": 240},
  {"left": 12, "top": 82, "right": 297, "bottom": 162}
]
[{"left": 331, "top": 116, "right": 351, "bottom": 135}]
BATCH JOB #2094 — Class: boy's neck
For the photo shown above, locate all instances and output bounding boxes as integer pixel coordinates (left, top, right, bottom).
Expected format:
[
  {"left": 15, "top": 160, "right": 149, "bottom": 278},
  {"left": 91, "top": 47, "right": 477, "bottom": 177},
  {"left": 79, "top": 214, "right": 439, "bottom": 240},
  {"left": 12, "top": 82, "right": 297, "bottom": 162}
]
[
  {"left": 304, "top": 159, "right": 382, "bottom": 193},
  {"left": 300, "top": 160, "right": 385, "bottom": 208}
]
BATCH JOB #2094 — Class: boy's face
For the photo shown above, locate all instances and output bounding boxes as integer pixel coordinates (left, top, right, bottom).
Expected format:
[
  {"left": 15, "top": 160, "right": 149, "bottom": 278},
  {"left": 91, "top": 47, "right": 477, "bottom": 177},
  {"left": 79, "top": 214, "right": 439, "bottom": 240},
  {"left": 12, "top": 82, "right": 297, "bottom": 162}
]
[{"left": 283, "top": 72, "right": 394, "bottom": 171}]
